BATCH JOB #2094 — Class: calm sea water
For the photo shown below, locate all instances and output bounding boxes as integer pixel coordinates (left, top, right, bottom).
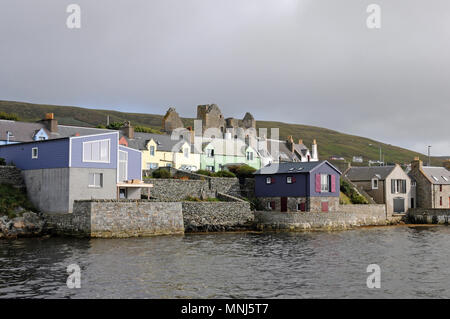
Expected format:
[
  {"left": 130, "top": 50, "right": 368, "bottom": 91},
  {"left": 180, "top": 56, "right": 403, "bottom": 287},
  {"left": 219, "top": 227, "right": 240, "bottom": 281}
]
[{"left": 1, "top": 226, "right": 450, "bottom": 299}]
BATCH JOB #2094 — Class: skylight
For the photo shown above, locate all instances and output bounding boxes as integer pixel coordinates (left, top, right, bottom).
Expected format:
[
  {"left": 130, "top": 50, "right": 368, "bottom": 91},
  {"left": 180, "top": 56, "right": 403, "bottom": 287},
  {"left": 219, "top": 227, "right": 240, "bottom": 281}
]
[
  {"left": 442, "top": 176, "right": 449, "bottom": 182},
  {"left": 432, "top": 175, "right": 439, "bottom": 182}
]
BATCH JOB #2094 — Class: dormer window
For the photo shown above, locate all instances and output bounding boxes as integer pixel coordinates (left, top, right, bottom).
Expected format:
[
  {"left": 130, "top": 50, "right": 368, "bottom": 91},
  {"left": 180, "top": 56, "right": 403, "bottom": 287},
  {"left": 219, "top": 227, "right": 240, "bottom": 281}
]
[
  {"left": 184, "top": 148, "right": 189, "bottom": 158},
  {"left": 207, "top": 149, "right": 214, "bottom": 157},
  {"left": 372, "top": 178, "right": 379, "bottom": 189},
  {"left": 150, "top": 146, "right": 155, "bottom": 156}
]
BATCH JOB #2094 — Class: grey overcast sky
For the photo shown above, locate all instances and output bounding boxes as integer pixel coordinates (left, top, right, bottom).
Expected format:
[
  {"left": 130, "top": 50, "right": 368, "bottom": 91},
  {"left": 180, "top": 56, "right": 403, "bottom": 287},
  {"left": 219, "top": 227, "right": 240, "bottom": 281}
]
[{"left": 0, "top": 0, "right": 449, "bottom": 155}]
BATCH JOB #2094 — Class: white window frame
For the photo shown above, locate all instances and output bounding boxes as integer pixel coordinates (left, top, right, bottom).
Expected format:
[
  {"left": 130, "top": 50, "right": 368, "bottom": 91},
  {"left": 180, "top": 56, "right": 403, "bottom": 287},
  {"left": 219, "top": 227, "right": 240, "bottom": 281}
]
[
  {"left": 119, "top": 150, "right": 128, "bottom": 182},
  {"left": 246, "top": 151, "right": 254, "bottom": 161},
  {"left": 321, "top": 174, "right": 329, "bottom": 192},
  {"left": 287, "top": 176, "right": 293, "bottom": 184},
  {"left": 184, "top": 148, "right": 189, "bottom": 158},
  {"left": 372, "top": 178, "right": 379, "bottom": 189},
  {"left": 31, "top": 147, "right": 38, "bottom": 159},
  {"left": 150, "top": 145, "right": 155, "bottom": 156},
  {"left": 82, "top": 139, "right": 110, "bottom": 163},
  {"left": 88, "top": 173, "right": 103, "bottom": 188},
  {"left": 206, "top": 165, "right": 215, "bottom": 172},
  {"left": 207, "top": 149, "right": 214, "bottom": 158},
  {"left": 266, "top": 177, "right": 272, "bottom": 184}
]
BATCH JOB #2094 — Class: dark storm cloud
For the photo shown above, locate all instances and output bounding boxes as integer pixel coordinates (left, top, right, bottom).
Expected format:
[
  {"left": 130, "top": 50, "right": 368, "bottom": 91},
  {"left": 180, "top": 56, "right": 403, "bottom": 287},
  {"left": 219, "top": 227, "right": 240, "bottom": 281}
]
[{"left": 0, "top": 0, "right": 449, "bottom": 155}]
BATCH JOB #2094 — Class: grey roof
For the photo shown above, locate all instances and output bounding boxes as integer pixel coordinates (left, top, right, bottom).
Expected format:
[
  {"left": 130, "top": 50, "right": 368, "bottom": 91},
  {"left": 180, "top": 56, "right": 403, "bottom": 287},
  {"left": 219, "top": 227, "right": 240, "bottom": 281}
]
[
  {"left": 0, "top": 120, "right": 114, "bottom": 142},
  {"left": 0, "top": 120, "right": 49, "bottom": 142},
  {"left": 52, "top": 125, "right": 113, "bottom": 138},
  {"left": 121, "top": 132, "right": 187, "bottom": 152},
  {"left": 264, "top": 139, "right": 299, "bottom": 162},
  {"left": 421, "top": 166, "right": 450, "bottom": 185},
  {"left": 254, "top": 160, "right": 340, "bottom": 175},
  {"left": 345, "top": 166, "right": 396, "bottom": 181}
]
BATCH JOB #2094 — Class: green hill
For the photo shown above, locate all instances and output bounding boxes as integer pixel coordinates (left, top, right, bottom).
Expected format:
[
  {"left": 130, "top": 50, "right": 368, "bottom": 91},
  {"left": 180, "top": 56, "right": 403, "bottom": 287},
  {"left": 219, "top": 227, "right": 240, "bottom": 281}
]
[{"left": 0, "top": 100, "right": 446, "bottom": 166}]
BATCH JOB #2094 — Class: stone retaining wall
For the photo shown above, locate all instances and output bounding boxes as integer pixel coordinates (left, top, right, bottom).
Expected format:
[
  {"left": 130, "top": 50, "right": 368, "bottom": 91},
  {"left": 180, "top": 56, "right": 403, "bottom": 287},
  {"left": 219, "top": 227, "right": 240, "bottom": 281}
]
[
  {"left": 407, "top": 208, "right": 450, "bottom": 224},
  {"left": 182, "top": 201, "right": 253, "bottom": 232},
  {"left": 145, "top": 179, "right": 212, "bottom": 201},
  {"left": 45, "top": 200, "right": 184, "bottom": 238},
  {"left": 144, "top": 176, "right": 241, "bottom": 200},
  {"left": 254, "top": 204, "right": 390, "bottom": 231},
  {"left": 0, "top": 166, "right": 24, "bottom": 187}
]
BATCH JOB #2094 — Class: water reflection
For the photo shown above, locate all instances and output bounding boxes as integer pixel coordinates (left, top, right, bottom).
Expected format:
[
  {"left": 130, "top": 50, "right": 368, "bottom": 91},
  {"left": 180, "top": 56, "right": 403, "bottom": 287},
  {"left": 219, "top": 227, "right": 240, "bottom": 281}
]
[{"left": 1, "top": 226, "right": 450, "bottom": 298}]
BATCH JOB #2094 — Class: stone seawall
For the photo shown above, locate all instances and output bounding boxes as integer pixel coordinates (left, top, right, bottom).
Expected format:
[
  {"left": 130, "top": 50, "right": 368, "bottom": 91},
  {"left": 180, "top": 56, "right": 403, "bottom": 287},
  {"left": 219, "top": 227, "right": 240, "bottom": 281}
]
[
  {"left": 408, "top": 208, "right": 450, "bottom": 224},
  {"left": 0, "top": 166, "right": 24, "bottom": 187},
  {"left": 45, "top": 200, "right": 184, "bottom": 238},
  {"left": 254, "top": 205, "right": 390, "bottom": 231},
  {"left": 182, "top": 200, "right": 253, "bottom": 232}
]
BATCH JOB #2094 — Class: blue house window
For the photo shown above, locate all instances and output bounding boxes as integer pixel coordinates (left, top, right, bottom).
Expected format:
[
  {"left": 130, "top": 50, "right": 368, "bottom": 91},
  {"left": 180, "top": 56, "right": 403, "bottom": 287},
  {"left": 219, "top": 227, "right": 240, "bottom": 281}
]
[
  {"left": 286, "top": 176, "right": 296, "bottom": 184},
  {"left": 32, "top": 147, "right": 38, "bottom": 159}
]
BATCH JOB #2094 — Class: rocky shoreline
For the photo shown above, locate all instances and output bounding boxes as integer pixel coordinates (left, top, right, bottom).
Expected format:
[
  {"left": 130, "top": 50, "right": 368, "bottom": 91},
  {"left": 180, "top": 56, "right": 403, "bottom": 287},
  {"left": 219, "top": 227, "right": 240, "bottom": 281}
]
[{"left": 0, "top": 211, "right": 47, "bottom": 239}]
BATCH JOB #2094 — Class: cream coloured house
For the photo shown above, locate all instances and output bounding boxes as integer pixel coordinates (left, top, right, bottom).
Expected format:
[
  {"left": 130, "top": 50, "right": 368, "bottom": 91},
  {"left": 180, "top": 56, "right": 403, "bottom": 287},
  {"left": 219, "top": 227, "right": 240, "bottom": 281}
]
[{"left": 120, "top": 132, "right": 200, "bottom": 170}]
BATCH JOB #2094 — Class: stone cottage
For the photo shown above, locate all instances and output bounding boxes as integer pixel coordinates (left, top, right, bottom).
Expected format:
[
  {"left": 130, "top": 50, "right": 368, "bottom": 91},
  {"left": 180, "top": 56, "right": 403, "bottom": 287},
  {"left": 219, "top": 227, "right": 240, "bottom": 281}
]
[
  {"left": 408, "top": 157, "right": 450, "bottom": 209},
  {"left": 344, "top": 164, "right": 414, "bottom": 215}
]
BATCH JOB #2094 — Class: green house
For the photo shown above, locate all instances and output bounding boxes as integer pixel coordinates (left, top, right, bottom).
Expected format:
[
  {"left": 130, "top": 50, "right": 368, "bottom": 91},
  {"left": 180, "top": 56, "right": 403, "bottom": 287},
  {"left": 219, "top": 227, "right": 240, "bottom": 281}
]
[{"left": 200, "top": 138, "right": 261, "bottom": 172}]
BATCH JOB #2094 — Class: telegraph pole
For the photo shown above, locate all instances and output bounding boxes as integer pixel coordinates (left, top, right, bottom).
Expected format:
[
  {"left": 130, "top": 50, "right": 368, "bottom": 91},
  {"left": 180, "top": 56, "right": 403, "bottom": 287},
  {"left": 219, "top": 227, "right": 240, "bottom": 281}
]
[{"left": 428, "top": 145, "right": 432, "bottom": 166}]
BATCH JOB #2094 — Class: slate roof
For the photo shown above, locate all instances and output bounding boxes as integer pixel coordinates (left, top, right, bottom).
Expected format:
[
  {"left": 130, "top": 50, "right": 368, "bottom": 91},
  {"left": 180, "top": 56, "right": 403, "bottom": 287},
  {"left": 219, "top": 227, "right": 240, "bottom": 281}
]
[
  {"left": 0, "top": 120, "right": 114, "bottom": 142},
  {"left": 121, "top": 132, "right": 188, "bottom": 153},
  {"left": 264, "top": 139, "right": 298, "bottom": 162},
  {"left": 254, "top": 160, "right": 340, "bottom": 175},
  {"left": 0, "top": 120, "right": 49, "bottom": 142},
  {"left": 345, "top": 166, "right": 396, "bottom": 181},
  {"left": 421, "top": 166, "right": 450, "bottom": 185}
]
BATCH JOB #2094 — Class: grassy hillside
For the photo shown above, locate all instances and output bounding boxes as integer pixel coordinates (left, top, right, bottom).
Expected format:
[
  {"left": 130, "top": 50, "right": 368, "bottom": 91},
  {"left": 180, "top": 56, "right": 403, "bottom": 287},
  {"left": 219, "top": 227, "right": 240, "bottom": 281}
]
[{"left": 0, "top": 100, "right": 447, "bottom": 166}]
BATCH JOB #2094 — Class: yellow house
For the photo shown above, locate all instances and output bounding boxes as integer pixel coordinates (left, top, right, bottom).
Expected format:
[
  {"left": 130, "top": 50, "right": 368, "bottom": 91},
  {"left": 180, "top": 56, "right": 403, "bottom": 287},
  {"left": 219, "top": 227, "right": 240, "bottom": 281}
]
[{"left": 121, "top": 132, "right": 200, "bottom": 170}]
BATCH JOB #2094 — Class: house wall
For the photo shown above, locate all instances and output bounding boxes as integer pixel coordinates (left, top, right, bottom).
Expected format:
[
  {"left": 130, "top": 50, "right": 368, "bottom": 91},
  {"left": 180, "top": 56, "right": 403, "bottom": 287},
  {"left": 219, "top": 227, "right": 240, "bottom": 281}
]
[
  {"left": 22, "top": 168, "right": 71, "bottom": 214},
  {"left": 0, "top": 139, "right": 69, "bottom": 170},
  {"left": 308, "top": 164, "right": 340, "bottom": 197},
  {"left": 432, "top": 184, "right": 450, "bottom": 209},
  {"left": 254, "top": 173, "right": 309, "bottom": 197},
  {"left": 384, "top": 165, "right": 413, "bottom": 215},
  {"left": 70, "top": 132, "right": 118, "bottom": 169},
  {"left": 201, "top": 153, "right": 261, "bottom": 172},
  {"left": 254, "top": 164, "right": 340, "bottom": 199},
  {"left": 119, "top": 145, "right": 142, "bottom": 180},
  {"left": 68, "top": 167, "right": 117, "bottom": 213},
  {"left": 409, "top": 163, "right": 434, "bottom": 208}
]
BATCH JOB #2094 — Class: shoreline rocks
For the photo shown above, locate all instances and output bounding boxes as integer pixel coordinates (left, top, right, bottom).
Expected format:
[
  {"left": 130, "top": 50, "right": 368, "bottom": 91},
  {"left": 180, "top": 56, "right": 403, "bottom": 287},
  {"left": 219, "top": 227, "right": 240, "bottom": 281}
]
[{"left": 0, "top": 211, "right": 46, "bottom": 239}]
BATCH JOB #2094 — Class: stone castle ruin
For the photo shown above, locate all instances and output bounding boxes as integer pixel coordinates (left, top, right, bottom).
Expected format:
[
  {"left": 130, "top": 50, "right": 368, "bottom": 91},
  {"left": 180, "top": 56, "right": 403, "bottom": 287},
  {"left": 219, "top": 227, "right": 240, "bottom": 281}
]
[{"left": 161, "top": 104, "right": 257, "bottom": 140}]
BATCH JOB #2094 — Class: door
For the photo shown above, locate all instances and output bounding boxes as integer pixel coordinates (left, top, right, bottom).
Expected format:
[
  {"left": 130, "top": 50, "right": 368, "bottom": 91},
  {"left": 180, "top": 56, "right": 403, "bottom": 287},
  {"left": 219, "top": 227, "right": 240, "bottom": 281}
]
[
  {"left": 299, "top": 202, "right": 306, "bottom": 212},
  {"left": 393, "top": 197, "right": 405, "bottom": 213},
  {"left": 321, "top": 201, "right": 329, "bottom": 212},
  {"left": 281, "top": 197, "right": 287, "bottom": 212}
]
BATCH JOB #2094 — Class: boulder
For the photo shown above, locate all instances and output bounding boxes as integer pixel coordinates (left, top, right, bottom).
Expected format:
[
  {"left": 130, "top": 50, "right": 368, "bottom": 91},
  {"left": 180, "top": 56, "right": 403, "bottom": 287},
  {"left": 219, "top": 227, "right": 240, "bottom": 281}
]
[{"left": 0, "top": 212, "right": 46, "bottom": 238}]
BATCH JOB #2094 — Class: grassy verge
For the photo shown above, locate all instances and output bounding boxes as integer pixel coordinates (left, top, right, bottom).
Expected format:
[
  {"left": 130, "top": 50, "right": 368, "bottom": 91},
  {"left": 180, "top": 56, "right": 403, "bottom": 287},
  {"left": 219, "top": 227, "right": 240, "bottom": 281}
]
[{"left": 0, "top": 184, "right": 36, "bottom": 219}]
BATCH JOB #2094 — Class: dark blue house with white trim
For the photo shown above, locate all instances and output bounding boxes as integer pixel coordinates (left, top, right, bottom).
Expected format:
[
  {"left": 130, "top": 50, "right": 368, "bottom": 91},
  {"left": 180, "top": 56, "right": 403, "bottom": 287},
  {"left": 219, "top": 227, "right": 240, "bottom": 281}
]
[
  {"left": 254, "top": 161, "right": 341, "bottom": 212},
  {"left": 0, "top": 132, "right": 142, "bottom": 214}
]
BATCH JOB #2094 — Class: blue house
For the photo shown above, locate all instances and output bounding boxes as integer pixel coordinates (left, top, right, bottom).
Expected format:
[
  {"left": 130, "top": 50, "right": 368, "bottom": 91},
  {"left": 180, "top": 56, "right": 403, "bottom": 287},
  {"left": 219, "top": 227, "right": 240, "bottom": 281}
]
[
  {"left": 254, "top": 161, "right": 341, "bottom": 212},
  {"left": 0, "top": 132, "right": 143, "bottom": 213}
]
